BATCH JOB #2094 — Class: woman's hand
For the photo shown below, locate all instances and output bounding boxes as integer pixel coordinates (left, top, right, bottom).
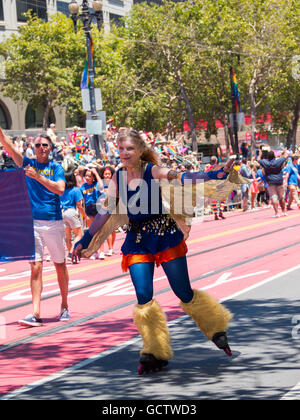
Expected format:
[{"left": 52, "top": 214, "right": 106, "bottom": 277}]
[
  {"left": 222, "top": 158, "right": 236, "bottom": 173},
  {"left": 72, "top": 243, "right": 83, "bottom": 264}
]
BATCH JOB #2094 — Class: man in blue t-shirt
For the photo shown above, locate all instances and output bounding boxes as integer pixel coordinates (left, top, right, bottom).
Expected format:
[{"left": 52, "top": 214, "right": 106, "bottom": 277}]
[
  {"left": 284, "top": 155, "right": 300, "bottom": 210},
  {"left": 0, "top": 127, "right": 70, "bottom": 327}
]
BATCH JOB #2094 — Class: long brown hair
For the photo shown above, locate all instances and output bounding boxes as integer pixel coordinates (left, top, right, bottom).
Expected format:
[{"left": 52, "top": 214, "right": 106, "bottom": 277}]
[{"left": 117, "top": 129, "right": 159, "bottom": 166}]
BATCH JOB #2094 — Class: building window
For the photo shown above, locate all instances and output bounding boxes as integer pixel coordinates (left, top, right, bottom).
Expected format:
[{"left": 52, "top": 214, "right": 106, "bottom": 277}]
[
  {"left": 16, "top": 0, "right": 47, "bottom": 23},
  {"left": 57, "top": 1, "right": 70, "bottom": 17},
  {"left": 109, "top": 13, "right": 124, "bottom": 27},
  {"left": 0, "top": 102, "right": 11, "bottom": 129},
  {"left": 0, "top": 1, "right": 4, "bottom": 21},
  {"left": 25, "top": 104, "right": 55, "bottom": 129},
  {"left": 108, "top": 0, "right": 124, "bottom": 7}
]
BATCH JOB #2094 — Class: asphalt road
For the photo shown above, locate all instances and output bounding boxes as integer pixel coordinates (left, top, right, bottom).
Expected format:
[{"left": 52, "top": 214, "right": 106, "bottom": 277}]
[
  {"left": 5, "top": 263, "right": 300, "bottom": 401},
  {"left": 1, "top": 208, "right": 300, "bottom": 402}
]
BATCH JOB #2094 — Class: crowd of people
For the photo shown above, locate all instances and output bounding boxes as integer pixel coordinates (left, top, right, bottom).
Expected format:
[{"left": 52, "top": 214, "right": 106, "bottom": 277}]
[{"left": 1, "top": 125, "right": 300, "bottom": 228}]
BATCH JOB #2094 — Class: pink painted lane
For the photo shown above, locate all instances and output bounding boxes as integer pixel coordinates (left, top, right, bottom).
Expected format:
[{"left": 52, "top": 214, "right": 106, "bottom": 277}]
[
  {"left": 1, "top": 210, "right": 299, "bottom": 347},
  {"left": 1, "top": 208, "right": 300, "bottom": 396},
  {"left": 0, "top": 240, "right": 299, "bottom": 396}
]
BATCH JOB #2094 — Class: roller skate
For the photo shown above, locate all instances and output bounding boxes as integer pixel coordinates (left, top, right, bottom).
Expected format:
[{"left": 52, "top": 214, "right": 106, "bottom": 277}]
[
  {"left": 137, "top": 353, "right": 168, "bottom": 375},
  {"left": 212, "top": 332, "right": 232, "bottom": 356}
]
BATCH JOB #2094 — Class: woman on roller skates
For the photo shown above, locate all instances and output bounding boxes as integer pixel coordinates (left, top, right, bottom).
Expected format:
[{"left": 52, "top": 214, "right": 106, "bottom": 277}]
[{"left": 72, "top": 129, "right": 235, "bottom": 374}]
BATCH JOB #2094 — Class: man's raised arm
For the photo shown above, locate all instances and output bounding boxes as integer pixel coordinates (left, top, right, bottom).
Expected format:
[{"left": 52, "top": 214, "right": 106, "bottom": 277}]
[{"left": 0, "top": 127, "right": 24, "bottom": 168}]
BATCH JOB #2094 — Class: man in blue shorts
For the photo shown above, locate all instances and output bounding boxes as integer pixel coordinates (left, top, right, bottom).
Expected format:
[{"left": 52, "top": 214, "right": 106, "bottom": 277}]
[{"left": 0, "top": 127, "right": 70, "bottom": 327}]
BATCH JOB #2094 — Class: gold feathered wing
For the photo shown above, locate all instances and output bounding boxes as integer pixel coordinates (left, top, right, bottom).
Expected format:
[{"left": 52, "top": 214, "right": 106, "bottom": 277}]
[
  {"left": 81, "top": 196, "right": 129, "bottom": 259},
  {"left": 160, "top": 169, "right": 250, "bottom": 239},
  {"left": 82, "top": 169, "right": 249, "bottom": 257}
]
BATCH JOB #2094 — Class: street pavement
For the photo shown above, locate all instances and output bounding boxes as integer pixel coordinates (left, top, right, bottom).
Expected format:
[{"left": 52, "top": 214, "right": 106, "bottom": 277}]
[{"left": 1, "top": 207, "right": 300, "bottom": 400}]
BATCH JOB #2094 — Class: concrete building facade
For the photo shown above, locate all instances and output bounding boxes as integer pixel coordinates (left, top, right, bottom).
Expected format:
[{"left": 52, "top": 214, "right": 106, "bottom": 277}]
[{"left": 0, "top": 0, "right": 133, "bottom": 136}]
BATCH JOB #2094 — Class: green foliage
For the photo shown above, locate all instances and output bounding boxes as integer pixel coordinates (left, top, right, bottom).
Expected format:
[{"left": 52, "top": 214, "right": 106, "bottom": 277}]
[
  {"left": 0, "top": 1, "right": 299, "bottom": 142},
  {"left": 0, "top": 12, "right": 86, "bottom": 128}
]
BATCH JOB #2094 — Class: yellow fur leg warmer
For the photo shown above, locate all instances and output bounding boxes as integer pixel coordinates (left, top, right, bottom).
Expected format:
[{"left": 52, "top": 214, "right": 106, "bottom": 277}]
[
  {"left": 180, "top": 289, "right": 232, "bottom": 340},
  {"left": 133, "top": 299, "right": 173, "bottom": 361}
]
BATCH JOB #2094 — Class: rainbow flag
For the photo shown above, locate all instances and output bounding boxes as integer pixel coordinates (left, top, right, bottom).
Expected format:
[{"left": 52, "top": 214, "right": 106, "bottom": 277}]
[
  {"left": 231, "top": 68, "right": 241, "bottom": 113},
  {"left": 168, "top": 145, "right": 177, "bottom": 156},
  {"left": 81, "top": 34, "right": 94, "bottom": 89}
]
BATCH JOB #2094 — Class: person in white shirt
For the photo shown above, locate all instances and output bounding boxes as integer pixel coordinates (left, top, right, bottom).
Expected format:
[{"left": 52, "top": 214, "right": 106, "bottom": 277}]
[{"left": 25, "top": 142, "right": 35, "bottom": 158}]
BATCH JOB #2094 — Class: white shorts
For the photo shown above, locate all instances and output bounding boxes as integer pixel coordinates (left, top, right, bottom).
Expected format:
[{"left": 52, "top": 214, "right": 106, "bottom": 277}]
[
  {"left": 63, "top": 208, "right": 82, "bottom": 229},
  {"left": 33, "top": 220, "right": 66, "bottom": 263}
]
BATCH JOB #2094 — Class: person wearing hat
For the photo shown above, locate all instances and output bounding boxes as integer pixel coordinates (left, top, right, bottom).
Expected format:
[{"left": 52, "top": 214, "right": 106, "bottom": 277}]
[{"left": 47, "top": 123, "right": 57, "bottom": 143}]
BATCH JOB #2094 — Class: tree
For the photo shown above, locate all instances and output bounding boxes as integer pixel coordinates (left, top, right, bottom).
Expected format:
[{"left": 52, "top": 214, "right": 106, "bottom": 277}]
[
  {"left": 0, "top": 12, "right": 85, "bottom": 129},
  {"left": 102, "top": 2, "right": 200, "bottom": 150},
  {"left": 234, "top": 0, "right": 300, "bottom": 154}
]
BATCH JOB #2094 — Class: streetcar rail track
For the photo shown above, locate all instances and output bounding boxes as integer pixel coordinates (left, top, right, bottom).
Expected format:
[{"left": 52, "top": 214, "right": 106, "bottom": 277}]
[
  {"left": 1, "top": 235, "right": 300, "bottom": 354},
  {"left": 0, "top": 222, "right": 299, "bottom": 315}
]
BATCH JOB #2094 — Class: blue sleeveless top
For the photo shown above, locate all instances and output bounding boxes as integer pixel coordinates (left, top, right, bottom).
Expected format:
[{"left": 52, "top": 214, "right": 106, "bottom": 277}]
[{"left": 117, "top": 163, "right": 184, "bottom": 256}]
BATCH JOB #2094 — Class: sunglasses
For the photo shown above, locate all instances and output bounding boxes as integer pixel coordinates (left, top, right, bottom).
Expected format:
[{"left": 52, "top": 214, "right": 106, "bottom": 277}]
[{"left": 35, "top": 143, "right": 49, "bottom": 148}]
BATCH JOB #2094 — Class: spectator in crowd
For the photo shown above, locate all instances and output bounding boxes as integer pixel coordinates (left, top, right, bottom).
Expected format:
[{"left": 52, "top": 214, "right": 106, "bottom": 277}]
[
  {"left": 249, "top": 162, "right": 260, "bottom": 211},
  {"left": 80, "top": 167, "right": 104, "bottom": 259},
  {"left": 99, "top": 166, "right": 116, "bottom": 256},
  {"left": 284, "top": 155, "right": 300, "bottom": 210},
  {"left": 257, "top": 148, "right": 288, "bottom": 217},
  {"left": 206, "top": 156, "right": 226, "bottom": 220},
  {"left": 106, "top": 137, "right": 116, "bottom": 164},
  {"left": 14, "top": 136, "right": 25, "bottom": 154},
  {"left": 61, "top": 170, "right": 86, "bottom": 263},
  {"left": 240, "top": 158, "right": 252, "bottom": 212},
  {"left": 47, "top": 123, "right": 57, "bottom": 143},
  {"left": 240, "top": 142, "right": 249, "bottom": 160},
  {"left": 52, "top": 144, "right": 64, "bottom": 163},
  {"left": 70, "top": 126, "right": 80, "bottom": 146},
  {"left": 256, "top": 165, "right": 269, "bottom": 207},
  {"left": 0, "top": 127, "right": 70, "bottom": 326},
  {"left": 25, "top": 140, "right": 35, "bottom": 159}
]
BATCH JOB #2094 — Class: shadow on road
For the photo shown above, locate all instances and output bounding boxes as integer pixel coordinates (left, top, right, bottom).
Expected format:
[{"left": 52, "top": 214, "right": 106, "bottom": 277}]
[{"left": 6, "top": 296, "right": 300, "bottom": 400}]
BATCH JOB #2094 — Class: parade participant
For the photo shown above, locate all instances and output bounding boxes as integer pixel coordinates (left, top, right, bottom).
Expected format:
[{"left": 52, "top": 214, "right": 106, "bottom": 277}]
[
  {"left": 99, "top": 166, "right": 116, "bottom": 256},
  {"left": 0, "top": 127, "right": 70, "bottom": 326},
  {"left": 61, "top": 170, "right": 86, "bottom": 262},
  {"left": 80, "top": 167, "right": 103, "bottom": 225},
  {"left": 206, "top": 156, "right": 226, "bottom": 220},
  {"left": 80, "top": 167, "right": 104, "bottom": 259},
  {"left": 284, "top": 155, "right": 300, "bottom": 210},
  {"left": 73, "top": 129, "right": 235, "bottom": 374},
  {"left": 258, "top": 148, "right": 288, "bottom": 217}
]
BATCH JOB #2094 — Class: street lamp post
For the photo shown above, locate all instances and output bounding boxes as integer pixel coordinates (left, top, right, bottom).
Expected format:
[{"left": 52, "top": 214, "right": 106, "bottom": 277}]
[
  {"left": 68, "top": 0, "right": 103, "bottom": 158},
  {"left": 230, "top": 66, "right": 239, "bottom": 159}
]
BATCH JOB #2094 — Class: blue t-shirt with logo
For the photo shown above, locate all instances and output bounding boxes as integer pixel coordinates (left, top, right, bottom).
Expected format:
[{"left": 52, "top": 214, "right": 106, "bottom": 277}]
[
  {"left": 22, "top": 157, "right": 66, "bottom": 220},
  {"left": 60, "top": 186, "right": 83, "bottom": 210},
  {"left": 284, "top": 163, "right": 300, "bottom": 185},
  {"left": 80, "top": 181, "right": 101, "bottom": 206}
]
